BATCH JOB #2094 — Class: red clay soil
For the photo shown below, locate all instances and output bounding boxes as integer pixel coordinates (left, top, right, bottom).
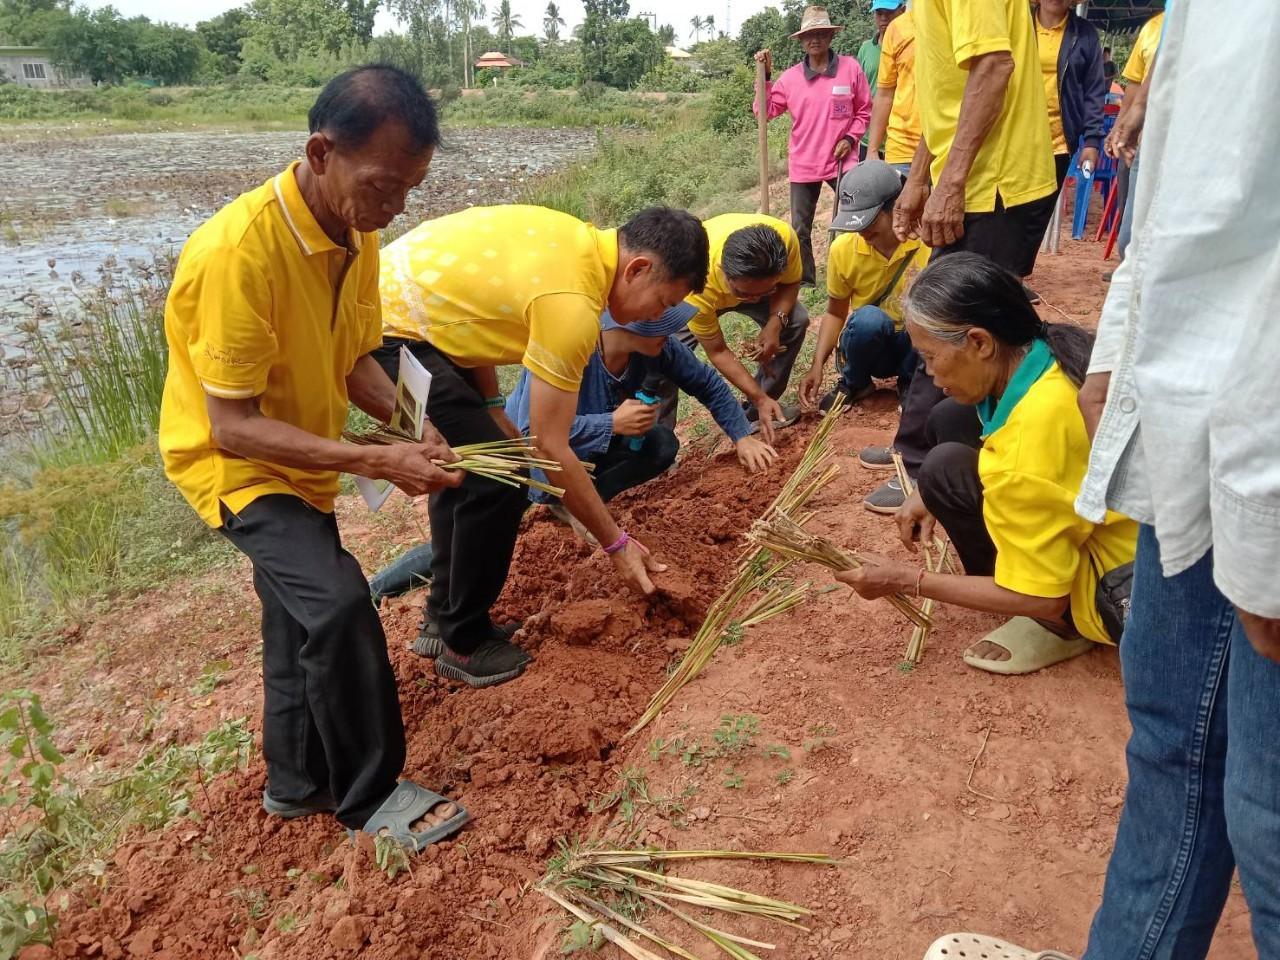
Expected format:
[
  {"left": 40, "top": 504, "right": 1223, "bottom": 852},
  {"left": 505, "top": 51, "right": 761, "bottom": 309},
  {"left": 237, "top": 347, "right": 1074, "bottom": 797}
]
[{"left": 24, "top": 240, "right": 1254, "bottom": 960}]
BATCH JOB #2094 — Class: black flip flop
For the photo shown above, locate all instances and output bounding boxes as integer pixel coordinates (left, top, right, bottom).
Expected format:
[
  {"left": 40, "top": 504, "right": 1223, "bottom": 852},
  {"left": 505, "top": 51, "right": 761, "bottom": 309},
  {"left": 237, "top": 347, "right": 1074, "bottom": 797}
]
[{"left": 355, "top": 781, "right": 469, "bottom": 852}]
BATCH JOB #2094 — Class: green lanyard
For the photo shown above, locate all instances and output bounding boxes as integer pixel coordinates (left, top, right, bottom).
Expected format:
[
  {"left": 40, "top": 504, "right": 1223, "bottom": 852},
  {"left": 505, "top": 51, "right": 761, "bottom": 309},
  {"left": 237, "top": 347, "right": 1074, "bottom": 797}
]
[{"left": 977, "top": 339, "right": 1055, "bottom": 438}]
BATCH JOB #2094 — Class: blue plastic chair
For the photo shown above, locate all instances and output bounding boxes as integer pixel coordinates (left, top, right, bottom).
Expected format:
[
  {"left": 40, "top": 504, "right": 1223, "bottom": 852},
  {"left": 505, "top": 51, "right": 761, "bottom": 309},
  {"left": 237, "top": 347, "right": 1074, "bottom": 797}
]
[{"left": 1068, "top": 115, "right": 1118, "bottom": 240}]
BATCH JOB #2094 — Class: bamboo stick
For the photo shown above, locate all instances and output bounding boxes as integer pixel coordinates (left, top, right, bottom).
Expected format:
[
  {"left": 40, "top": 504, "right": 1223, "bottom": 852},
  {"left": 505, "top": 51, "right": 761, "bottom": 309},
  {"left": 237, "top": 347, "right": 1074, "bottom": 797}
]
[{"left": 755, "top": 58, "right": 770, "bottom": 216}]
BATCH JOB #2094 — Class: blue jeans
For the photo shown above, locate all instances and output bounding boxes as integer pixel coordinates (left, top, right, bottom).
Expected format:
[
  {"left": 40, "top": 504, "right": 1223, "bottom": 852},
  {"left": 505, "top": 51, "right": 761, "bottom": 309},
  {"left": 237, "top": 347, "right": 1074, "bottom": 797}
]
[
  {"left": 1084, "top": 525, "right": 1280, "bottom": 959},
  {"left": 836, "top": 305, "right": 915, "bottom": 394}
]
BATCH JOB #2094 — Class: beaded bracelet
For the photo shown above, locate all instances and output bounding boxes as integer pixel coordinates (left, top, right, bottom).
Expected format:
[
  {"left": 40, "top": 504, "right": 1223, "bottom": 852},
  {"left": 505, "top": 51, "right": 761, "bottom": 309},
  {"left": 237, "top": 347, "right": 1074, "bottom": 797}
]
[{"left": 483, "top": 395, "right": 506, "bottom": 409}]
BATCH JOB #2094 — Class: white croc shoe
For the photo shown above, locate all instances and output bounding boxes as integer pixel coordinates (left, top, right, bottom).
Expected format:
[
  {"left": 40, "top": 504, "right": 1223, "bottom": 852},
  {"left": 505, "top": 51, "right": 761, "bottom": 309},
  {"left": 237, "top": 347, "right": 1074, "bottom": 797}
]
[{"left": 922, "top": 933, "right": 1076, "bottom": 960}]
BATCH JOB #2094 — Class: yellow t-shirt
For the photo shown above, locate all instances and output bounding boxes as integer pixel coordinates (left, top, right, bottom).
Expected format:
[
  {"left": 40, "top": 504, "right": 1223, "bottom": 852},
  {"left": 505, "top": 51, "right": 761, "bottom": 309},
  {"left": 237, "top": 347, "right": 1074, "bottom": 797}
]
[
  {"left": 685, "top": 213, "right": 803, "bottom": 339},
  {"left": 380, "top": 205, "right": 619, "bottom": 393},
  {"left": 1036, "top": 12, "right": 1069, "bottom": 155},
  {"left": 878, "top": 10, "right": 923, "bottom": 166},
  {"left": 979, "top": 363, "right": 1138, "bottom": 644},
  {"left": 158, "top": 162, "right": 383, "bottom": 528},
  {"left": 912, "top": 0, "right": 1057, "bottom": 212},
  {"left": 1122, "top": 12, "right": 1164, "bottom": 84},
  {"left": 826, "top": 233, "right": 930, "bottom": 330}
]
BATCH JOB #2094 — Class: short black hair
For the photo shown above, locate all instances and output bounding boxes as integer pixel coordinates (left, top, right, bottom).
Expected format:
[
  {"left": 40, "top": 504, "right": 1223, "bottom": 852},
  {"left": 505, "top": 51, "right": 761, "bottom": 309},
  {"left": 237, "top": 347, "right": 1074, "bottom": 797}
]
[
  {"left": 619, "top": 207, "right": 709, "bottom": 293},
  {"left": 309, "top": 64, "right": 439, "bottom": 153},
  {"left": 721, "top": 225, "right": 789, "bottom": 281},
  {"left": 1102, "top": 45, "right": 1112, "bottom": 54}
]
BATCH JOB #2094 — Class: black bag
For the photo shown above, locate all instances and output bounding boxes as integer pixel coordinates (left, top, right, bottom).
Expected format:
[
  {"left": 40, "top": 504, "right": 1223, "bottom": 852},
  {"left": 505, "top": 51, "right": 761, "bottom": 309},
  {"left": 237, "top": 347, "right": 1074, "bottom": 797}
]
[{"left": 1095, "top": 561, "right": 1134, "bottom": 645}]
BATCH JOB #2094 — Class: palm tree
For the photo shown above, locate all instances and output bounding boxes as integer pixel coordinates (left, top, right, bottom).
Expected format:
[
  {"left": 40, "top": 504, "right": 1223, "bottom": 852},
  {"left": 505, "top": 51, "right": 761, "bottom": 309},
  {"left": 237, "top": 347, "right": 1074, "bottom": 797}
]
[
  {"left": 689, "top": 14, "right": 703, "bottom": 42},
  {"left": 658, "top": 23, "right": 675, "bottom": 45},
  {"left": 543, "top": 0, "right": 565, "bottom": 42},
  {"left": 492, "top": 0, "right": 523, "bottom": 54},
  {"left": 703, "top": 13, "right": 715, "bottom": 38},
  {"left": 457, "top": 0, "right": 486, "bottom": 86}
]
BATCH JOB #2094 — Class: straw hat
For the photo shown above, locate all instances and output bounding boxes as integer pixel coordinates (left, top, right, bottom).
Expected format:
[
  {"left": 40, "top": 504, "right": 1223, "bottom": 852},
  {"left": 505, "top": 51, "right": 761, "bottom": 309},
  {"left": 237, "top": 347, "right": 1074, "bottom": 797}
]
[{"left": 790, "top": 6, "right": 843, "bottom": 38}]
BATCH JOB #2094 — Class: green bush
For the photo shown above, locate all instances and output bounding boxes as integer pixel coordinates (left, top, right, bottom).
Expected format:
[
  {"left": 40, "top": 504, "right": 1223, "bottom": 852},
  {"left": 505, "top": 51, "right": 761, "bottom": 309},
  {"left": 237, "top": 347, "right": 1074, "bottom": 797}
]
[
  {"left": 636, "top": 60, "right": 705, "bottom": 93},
  {"left": 708, "top": 64, "right": 756, "bottom": 134}
]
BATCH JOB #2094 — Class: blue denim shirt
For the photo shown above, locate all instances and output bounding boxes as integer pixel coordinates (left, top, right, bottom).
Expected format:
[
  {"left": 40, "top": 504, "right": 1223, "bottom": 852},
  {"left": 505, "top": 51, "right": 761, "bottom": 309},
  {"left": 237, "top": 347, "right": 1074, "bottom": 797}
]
[{"left": 506, "top": 336, "right": 751, "bottom": 502}]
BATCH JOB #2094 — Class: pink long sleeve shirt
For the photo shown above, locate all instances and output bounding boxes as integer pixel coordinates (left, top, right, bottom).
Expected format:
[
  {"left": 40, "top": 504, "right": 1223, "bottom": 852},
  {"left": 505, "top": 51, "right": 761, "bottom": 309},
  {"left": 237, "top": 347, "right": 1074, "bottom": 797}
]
[{"left": 753, "top": 53, "right": 873, "bottom": 184}]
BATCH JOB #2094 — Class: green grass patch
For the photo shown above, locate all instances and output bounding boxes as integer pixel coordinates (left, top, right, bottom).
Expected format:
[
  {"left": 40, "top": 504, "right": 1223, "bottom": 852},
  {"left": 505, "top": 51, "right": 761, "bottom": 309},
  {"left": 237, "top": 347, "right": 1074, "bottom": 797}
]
[{"left": 0, "top": 83, "right": 318, "bottom": 129}]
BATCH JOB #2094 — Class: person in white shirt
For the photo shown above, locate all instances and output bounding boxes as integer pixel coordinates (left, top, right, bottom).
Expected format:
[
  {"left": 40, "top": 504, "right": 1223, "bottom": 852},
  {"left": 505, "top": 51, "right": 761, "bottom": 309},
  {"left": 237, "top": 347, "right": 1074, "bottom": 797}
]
[{"left": 920, "top": 2, "right": 1280, "bottom": 957}]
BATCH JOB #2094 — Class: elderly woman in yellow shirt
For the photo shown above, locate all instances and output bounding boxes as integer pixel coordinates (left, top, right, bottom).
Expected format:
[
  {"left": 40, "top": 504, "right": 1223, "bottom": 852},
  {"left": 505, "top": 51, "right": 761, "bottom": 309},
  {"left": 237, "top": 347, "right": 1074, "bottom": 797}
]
[{"left": 837, "top": 253, "right": 1137, "bottom": 674}]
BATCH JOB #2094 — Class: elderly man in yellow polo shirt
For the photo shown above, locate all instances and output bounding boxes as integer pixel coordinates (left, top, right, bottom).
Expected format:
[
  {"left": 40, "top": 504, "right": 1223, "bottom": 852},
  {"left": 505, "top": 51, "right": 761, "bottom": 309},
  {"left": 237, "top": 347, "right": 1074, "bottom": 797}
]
[
  {"left": 857, "top": 0, "right": 1058, "bottom": 514},
  {"left": 376, "top": 203, "right": 709, "bottom": 688},
  {"left": 159, "top": 66, "right": 471, "bottom": 853}
]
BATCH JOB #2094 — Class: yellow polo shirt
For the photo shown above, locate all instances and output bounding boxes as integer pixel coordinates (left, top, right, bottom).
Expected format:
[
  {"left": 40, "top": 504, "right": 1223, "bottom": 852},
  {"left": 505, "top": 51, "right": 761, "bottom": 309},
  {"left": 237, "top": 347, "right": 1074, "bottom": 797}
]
[
  {"left": 685, "top": 213, "right": 803, "bottom": 339},
  {"left": 980, "top": 363, "right": 1138, "bottom": 644},
  {"left": 913, "top": 0, "right": 1057, "bottom": 212},
  {"left": 159, "top": 161, "right": 382, "bottom": 528},
  {"left": 878, "top": 10, "right": 922, "bottom": 165},
  {"left": 380, "top": 205, "right": 617, "bottom": 393},
  {"left": 826, "top": 233, "right": 930, "bottom": 330},
  {"left": 1122, "top": 12, "right": 1163, "bottom": 84},
  {"left": 1036, "top": 12, "right": 1069, "bottom": 155}
]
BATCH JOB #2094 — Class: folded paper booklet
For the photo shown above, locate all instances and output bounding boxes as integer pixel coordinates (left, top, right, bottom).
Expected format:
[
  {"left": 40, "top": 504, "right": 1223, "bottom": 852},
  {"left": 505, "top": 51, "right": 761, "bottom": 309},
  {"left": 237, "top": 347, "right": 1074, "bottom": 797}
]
[{"left": 355, "top": 345, "right": 432, "bottom": 512}]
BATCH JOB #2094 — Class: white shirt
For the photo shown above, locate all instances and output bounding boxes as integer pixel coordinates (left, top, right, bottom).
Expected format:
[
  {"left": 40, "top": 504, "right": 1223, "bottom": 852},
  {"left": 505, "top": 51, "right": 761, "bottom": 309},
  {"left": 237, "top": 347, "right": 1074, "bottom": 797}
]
[{"left": 1076, "top": 0, "right": 1280, "bottom": 617}]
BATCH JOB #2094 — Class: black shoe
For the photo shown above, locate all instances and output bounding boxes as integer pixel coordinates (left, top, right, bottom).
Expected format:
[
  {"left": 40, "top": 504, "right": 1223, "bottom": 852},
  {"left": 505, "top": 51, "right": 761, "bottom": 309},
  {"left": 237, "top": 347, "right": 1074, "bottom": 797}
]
[
  {"left": 819, "top": 381, "right": 874, "bottom": 413},
  {"left": 414, "top": 617, "right": 522, "bottom": 659},
  {"left": 745, "top": 402, "right": 801, "bottom": 434},
  {"left": 857, "top": 445, "right": 897, "bottom": 471},
  {"left": 435, "top": 637, "right": 532, "bottom": 688},
  {"left": 1102, "top": 270, "right": 1113, "bottom": 283},
  {"left": 864, "top": 477, "right": 906, "bottom": 515},
  {"left": 1022, "top": 282, "right": 1042, "bottom": 305}
]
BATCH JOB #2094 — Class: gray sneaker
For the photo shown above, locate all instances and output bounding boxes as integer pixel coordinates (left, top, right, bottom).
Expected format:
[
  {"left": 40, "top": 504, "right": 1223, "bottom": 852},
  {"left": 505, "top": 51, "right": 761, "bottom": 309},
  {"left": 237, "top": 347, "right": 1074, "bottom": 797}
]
[
  {"left": 858, "top": 445, "right": 897, "bottom": 471},
  {"left": 864, "top": 477, "right": 905, "bottom": 515},
  {"left": 745, "top": 402, "right": 801, "bottom": 435}
]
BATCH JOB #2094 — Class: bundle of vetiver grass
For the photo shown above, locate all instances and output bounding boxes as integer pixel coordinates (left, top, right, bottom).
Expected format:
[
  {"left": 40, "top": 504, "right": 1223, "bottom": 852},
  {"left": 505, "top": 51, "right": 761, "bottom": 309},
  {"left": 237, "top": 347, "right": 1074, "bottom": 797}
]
[
  {"left": 343, "top": 425, "right": 575, "bottom": 497},
  {"left": 627, "top": 400, "right": 848, "bottom": 738},
  {"left": 748, "top": 512, "right": 933, "bottom": 629},
  {"left": 540, "top": 843, "right": 839, "bottom": 960},
  {"left": 890, "top": 451, "right": 959, "bottom": 664}
]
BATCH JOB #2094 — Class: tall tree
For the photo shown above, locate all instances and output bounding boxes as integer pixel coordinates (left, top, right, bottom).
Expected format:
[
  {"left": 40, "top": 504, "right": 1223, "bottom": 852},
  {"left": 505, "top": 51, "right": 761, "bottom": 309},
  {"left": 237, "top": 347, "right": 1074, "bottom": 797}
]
[
  {"left": 688, "top": 14, "right": 702, "bottom": 42},
  {"left": 196, "top": 8, "right": 251, "bottom": 75},
  {"left": 490, "top": 0, "right": 521, "bottom": 54},
  {"left": 703, "top": 13, "right": 714, "bottom": 38},
  {"left": 542, "top": 0, "right": 564, "bottom": 42},
  {"left": 657, "top": 22, "right": 674, "bottom": 45},
  {"left": 344, "top": 0, "right": 379, "bottom": 43}
]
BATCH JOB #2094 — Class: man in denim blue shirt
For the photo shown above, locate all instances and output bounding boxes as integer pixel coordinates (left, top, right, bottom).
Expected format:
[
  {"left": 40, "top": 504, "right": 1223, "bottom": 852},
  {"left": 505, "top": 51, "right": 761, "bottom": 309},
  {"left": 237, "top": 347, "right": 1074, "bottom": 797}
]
[{"left": 508, "top": 307, "right": 777, "bottom": 537}]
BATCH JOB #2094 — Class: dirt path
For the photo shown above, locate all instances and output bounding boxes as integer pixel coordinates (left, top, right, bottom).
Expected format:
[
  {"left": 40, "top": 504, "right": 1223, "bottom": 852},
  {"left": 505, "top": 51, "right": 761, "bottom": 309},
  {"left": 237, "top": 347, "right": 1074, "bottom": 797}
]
[{"left": 13, "top": 239, "right": 1254, "bottom": 959}]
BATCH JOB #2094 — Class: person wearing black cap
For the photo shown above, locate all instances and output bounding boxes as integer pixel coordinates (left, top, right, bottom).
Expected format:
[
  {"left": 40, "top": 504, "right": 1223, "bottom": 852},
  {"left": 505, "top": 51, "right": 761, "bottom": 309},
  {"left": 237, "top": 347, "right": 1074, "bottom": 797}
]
[{"left": 798, "top": 161, "right": 930, "bottom": 420}]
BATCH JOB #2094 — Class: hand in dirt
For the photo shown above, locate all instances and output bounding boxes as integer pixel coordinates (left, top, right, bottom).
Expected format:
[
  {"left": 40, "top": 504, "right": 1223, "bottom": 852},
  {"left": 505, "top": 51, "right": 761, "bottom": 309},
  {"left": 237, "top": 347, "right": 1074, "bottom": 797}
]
[
  {"left": 1078, "top": 371, "right": 1111, "bottom": 442},
  {"left": 754, "top": 49, "right": 773, "bottom": 75},
  {"left": 735, "top": 436, "right": 777, "bottom": 473},
  {"left": 893, "top": 177, "right": 929, "bottom": 242},
  {"left": 609, "top": 537, "right": 666, "bottom": 596},
  {"left": 895, "top": 489, "right": 935, "bottom": 554},
  {"left": 798, "top": 364, "right": 825, "bottom": 411},
  {"left": 918, "top": 175, "right": 965, "bottom": 248},
  {"left": 835, "top": 558, "right": 914, "bottom": 600},
  {"left": 488, "top": 407, "right": 522, "bottom": 440},
  {"left": 752, "top": 396, "right": 783, "bottom": 445},
  {"left": 374, "top": 443, "right": 462, "bottom": 497},
  {"left": 612, "top": 398, "right": 660, "bottom": 437}
]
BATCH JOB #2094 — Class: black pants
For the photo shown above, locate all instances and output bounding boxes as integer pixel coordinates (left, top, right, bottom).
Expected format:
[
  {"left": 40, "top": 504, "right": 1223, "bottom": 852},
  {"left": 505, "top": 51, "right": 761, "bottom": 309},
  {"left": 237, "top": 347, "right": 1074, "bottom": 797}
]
[
  {"left": 1019, "top": 153, "right": 1074, "bottom": 278},
  {"left": 893, "top": 192, "right": 1057, "bottom": 475},
  {"left": 593, "top": 426, "right": 680, "bottom": 502},
  {"left": 220, "top": 495, "right": 404, "bottom": 830},
  {"left": 656, "top": 298, "right": 811, "bottom": 429},
  {"left": 913, "top": 399, "right": 992, "bottom": 576},
  {"left": 790, "top": 177, "right": 839, "bottom": 286},
  {"left": 373, "top": 339, "right": 529, "bottom": 655}
]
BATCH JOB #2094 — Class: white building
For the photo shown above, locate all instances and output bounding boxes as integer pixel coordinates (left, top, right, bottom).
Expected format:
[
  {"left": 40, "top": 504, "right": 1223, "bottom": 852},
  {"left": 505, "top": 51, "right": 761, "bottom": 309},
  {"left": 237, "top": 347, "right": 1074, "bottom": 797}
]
[{"left": 0, "top": 46, "right": 89, "bottom": 89}]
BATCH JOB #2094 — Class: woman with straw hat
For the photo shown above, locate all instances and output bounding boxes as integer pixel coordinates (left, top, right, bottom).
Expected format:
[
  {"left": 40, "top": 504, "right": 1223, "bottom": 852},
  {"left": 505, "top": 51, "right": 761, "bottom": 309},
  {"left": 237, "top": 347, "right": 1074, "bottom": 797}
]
[{"left": 753, "top": 5, "right": 872, "bottom": 286}]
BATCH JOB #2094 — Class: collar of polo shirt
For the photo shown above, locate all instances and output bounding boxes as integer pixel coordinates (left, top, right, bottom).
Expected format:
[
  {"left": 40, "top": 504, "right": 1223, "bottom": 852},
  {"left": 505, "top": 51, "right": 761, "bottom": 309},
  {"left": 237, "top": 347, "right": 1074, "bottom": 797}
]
[{"left": 273, "top": 160, "right": 364, "bottom": 257}]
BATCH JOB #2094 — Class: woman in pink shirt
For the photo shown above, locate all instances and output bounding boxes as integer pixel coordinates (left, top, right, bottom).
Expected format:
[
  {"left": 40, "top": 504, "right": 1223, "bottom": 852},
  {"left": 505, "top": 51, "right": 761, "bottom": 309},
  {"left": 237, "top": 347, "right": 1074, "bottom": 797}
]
[{"left": 754, "top": 6, "right": 873, "bottom": 285}]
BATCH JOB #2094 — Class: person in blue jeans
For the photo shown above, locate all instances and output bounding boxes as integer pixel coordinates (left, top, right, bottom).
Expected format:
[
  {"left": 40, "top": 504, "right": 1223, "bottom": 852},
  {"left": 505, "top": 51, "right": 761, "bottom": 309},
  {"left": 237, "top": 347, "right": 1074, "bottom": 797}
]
[{"left": 798, "top": 160, "right": 930, "bottom": 414}]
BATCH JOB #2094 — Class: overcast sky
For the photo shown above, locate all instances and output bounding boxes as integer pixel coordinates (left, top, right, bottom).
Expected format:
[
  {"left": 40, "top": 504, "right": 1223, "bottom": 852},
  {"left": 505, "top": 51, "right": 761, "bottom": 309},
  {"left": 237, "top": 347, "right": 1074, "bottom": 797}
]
[{"left": 82, "top": 0, "right": 781, "bottom": 44}]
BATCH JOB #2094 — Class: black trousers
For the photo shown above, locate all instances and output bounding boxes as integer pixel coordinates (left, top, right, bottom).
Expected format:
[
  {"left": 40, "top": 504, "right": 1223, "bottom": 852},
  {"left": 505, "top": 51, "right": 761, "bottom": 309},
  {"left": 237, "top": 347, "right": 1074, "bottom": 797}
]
[
  {"left": 1019, "top": 153, "right": 1074, "bottom": 278},
  {"left": 893, "top": 192, "right": 1058, "bottom": 475},
  {"left": 790, "top": 177, "right": 839, "bottom": 286},
  {"left": 593, "top": 426, "right": 680, "bottom": 502},
  {"left": 913, "top": 399, "right": 992, "bottom": 576},
  {"left": 656, "top": 298, "right": 811, "bottom": 429},
  {"left": 220, "top": 495, "right": 403, "bottom": 830},
  {"left": 373, "top": 339, "right": 529, "bottom": 655}
]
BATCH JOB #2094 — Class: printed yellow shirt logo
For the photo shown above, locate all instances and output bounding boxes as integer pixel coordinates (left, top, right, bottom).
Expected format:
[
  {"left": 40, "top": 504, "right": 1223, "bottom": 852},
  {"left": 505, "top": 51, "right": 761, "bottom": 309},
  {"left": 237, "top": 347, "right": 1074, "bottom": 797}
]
[{"left": 380, "top": 205, "right": 619, "bottom": 393}]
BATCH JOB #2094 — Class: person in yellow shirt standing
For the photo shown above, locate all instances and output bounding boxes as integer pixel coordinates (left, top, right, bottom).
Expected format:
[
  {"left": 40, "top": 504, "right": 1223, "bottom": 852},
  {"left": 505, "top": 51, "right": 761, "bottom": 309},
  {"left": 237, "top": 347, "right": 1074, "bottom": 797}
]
[
  {"left": 863, "top": 4, "right": 921, "bottom": 175},
  {"left": 860, "top": 0, "right": 1058, "bottom": 513},
  {"left": 797, "top": 161, "right": 930, "bottom": 417},
  {"left": 159, "top": 67, "right": 469, "bottom": 852},
  {"left": 655, "top": 213, "right": 807, "bottom": 439},
  {"left": 837, "top": 254, "right": 1137, "bottom": 674},
  {"left": 1019, "top": 0, "right": 1106, "bottom": 290},
  {"left": 376, "top": 204, "right": 708, "bottom": 688}
]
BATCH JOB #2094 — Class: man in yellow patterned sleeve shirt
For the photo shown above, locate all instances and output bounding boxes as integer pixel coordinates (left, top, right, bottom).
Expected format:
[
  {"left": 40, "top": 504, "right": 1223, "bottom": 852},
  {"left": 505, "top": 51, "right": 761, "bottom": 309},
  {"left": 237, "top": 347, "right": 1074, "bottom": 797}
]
[
  {"left": 377, "top": 204, "right": 709, "bottom": 688},
  {"left": 159, "top": 67, "right": 469, "bottom": 854}
]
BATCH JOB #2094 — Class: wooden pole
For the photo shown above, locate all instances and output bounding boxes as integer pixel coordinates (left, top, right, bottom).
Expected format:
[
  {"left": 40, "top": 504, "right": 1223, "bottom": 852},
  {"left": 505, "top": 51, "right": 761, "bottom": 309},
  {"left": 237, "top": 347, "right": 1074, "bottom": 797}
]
[{"left": 755, "top": 58, "right": 770, "bottom": 215}]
